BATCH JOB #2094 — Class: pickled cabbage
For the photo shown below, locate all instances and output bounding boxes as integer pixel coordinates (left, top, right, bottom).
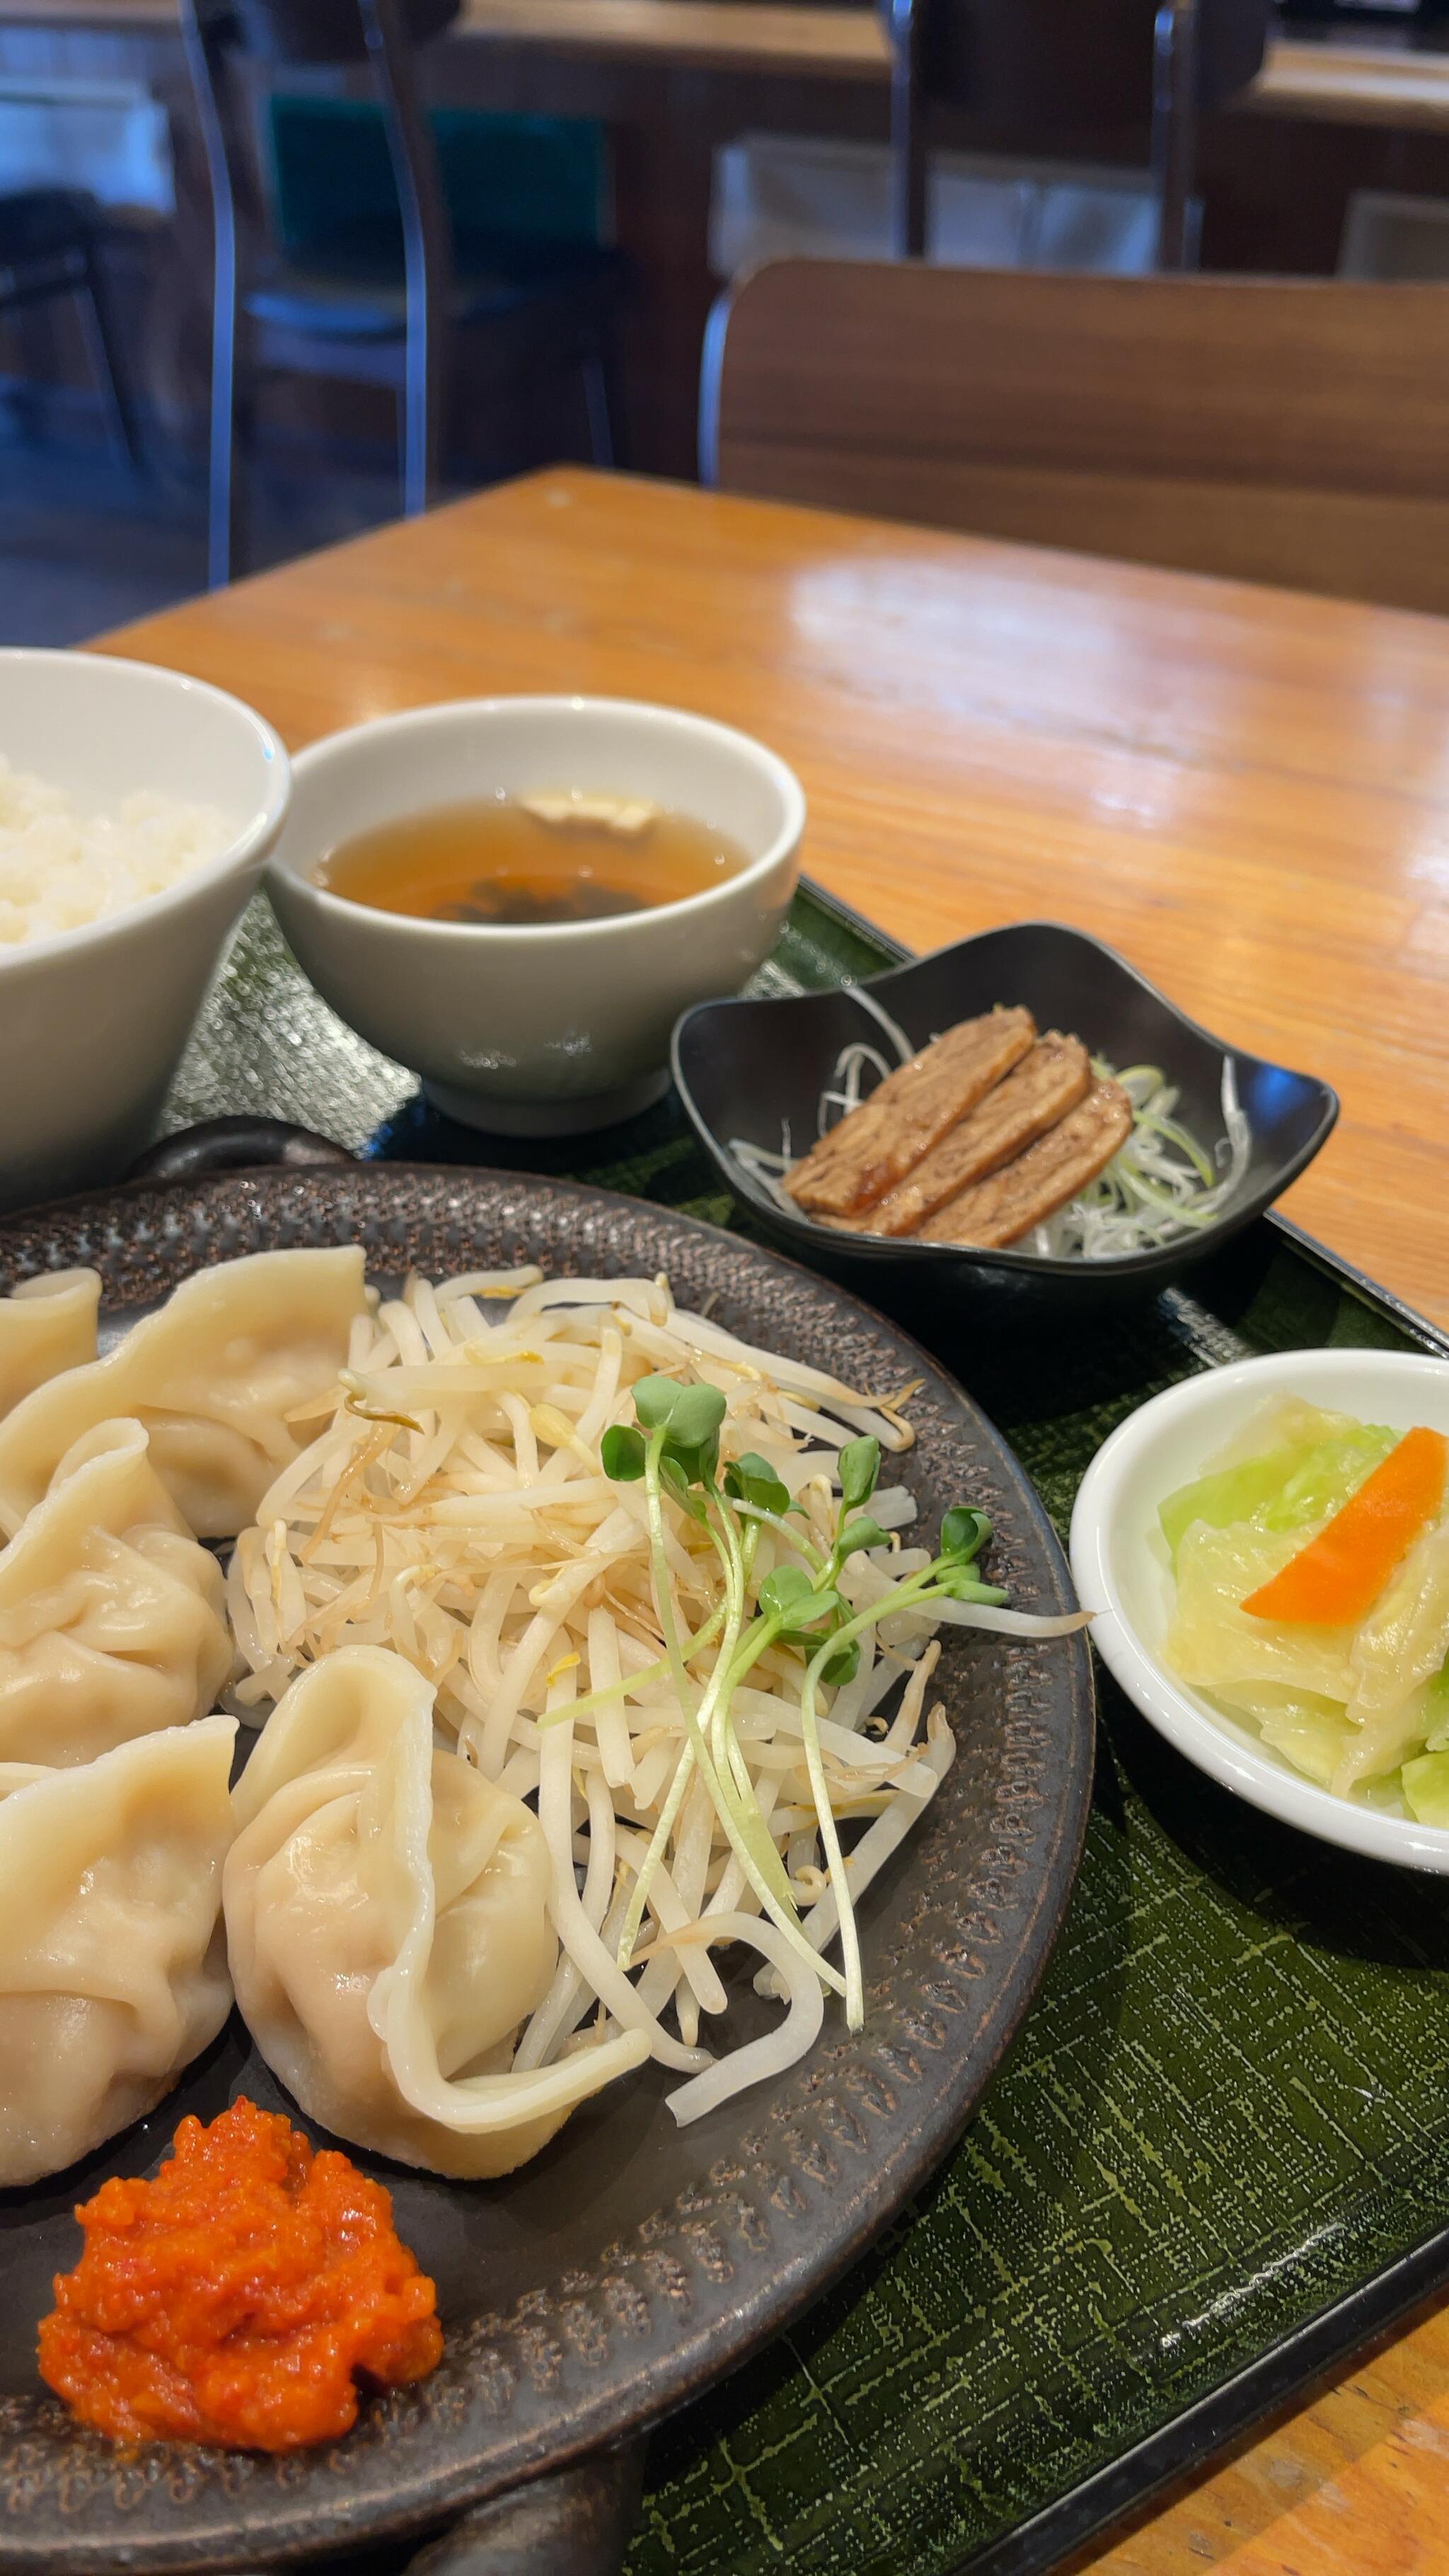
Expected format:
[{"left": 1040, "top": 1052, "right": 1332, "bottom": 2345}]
[
  {"left": 1339, "top": 1525, "right": 1449, "bottom": 1791},
  {"left": 1209, "top": 1682, "right": 1352, "bottom": 1787},
  {"left": 1403, "top": 1750, "right": 1449, "bottom": 1827},
  {"left": 1168, "top": 1522, "right": 1357, "bottom": 1702},
  {"left": 1159, "top": 1405, "right": 1395, "bottom": 1565},
  {"left": 1158, "top": 1397, "right": 1449, "bottom": 1818}
]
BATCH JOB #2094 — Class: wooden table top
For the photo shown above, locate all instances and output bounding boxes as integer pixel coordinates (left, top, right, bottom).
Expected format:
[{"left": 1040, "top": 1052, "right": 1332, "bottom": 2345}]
[
  {"left": 0, "top": 0, "right": 891, "bottom": 71},
  {"left": 3, "top": 0, "right": 1446, "bottom": 129},
  {"left": 104, "top": 465, "right": 1449, "bottom": 1339},
  {"left": 1247, "top": 30, "right": 1449, "bottom": 132},
  {"left": 451, "top": 0, "right": 890, "bottom": 76},
  {"left": 99, "top": 468, "right": 1449, "bottom": 2568}
]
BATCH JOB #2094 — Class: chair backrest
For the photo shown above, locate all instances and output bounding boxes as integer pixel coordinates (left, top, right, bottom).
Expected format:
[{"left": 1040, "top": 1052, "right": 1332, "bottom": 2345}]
[
  {"left": 180, "top": 0, "right": 456, "bottom": 321},
  {"left": 905, "top": 0, "right": 1267, "bottom": 132},
  {"left": 884, "top": 0, "right": 1270, "bottom": 265},
  {"left": 704, "top": 257, "right": 1449, "bottom": 614}
]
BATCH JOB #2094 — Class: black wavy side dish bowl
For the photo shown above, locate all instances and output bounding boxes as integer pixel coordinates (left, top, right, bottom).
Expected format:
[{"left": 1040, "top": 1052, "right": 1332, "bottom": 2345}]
[
  {"left": 0, "top": 1153, "right": 1093, "bottom": 2576},
  {"left": 672, "top": 921, "right": 1339, "bottom": 1322}
]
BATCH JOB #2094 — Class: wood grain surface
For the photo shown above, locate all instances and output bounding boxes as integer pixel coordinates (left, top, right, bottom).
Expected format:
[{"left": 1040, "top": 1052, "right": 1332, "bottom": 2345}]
[
  {"left": 96, "top": 468, "right": 1449, "bottom": 2565},
  {"left": 0, "top": 0, "right": 1438, "bottom": 135},
  {"left": 711, "top": 258, "right": 1449, "bottom": 615},
  {"left": 1249, "top": 33, "right": 1449, "bottom": 135},
  {"left": 0, "top": 0, "right": 891, "bottom": 68}
]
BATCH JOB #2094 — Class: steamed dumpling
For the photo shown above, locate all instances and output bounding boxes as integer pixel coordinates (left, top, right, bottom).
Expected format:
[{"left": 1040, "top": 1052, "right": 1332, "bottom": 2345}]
[
  {"left": 0, "top": 1247, "right": 367, "bottom": 1540},
  {"left": 0, "top": 1716, "right": 236, "bottom": 2186},
  {"left": 0, "top": 1270, "right": 100, "bottom": 1419},
  {"left": 0, "top": 1419, "right": 233, "bottom": 1766},
  {"left": 224, "top": 1647, "right": 647, "bottom": 2178}
]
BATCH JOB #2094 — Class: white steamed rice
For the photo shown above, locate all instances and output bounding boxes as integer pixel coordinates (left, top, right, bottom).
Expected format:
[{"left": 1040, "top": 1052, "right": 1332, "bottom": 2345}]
[{"left": 0, "top": 754, "right": 233, "bottom": 947}]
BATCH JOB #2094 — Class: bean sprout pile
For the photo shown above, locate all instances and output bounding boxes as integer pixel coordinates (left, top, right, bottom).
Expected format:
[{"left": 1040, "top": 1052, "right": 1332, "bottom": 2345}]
[
  {"left": 229, "top": 1269, "right": 1085, "bottom": 2125},
  {"left": 729, "top": 990, "right": 1251, "bottom": 1260}
]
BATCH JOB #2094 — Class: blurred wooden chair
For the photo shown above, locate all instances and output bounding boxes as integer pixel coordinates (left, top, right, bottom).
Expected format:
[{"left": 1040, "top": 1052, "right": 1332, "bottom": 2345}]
[
  {"left": 702, "top": 257, "right": 1449, "bottom": 614},
  {"left": 0, "top": 188, "right": 139, "bottom": 467},
  {"left": 180, "top": 0, "right": 624, "bottom": 587},
  {"left": 884, "top": 0, "right": 1271, "bottom": 270}
]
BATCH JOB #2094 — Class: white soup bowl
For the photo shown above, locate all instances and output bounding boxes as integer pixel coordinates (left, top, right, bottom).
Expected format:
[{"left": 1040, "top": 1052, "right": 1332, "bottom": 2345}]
[{"left": 265, "top": 695, "right": 805, "bottom": 1134}]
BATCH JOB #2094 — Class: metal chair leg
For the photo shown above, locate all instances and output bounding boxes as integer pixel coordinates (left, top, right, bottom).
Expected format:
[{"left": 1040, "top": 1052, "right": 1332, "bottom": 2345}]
[
  {"left": 1153, "top": 0, "right": 1200, "bottom": 274},
  {"left": 207, "top": 218, "right": 241, "bottom": 587},
  {"left": 75, "top": 246, "right": 142, "bottom": 471},
  {"left": 887, "top": 0, "right": 928, "bottom": 260},
  {"left": 359, "top": 0, "right": 452, "bottom": 514},
  {"left": 400, "top": 291, "right": 447, "bottom": 514},
  {"left": 181, "top": 0, "right": 245, "bottom": 584},
  {"left": 582, "top": 334, "right": 614, "bottom": 471}
]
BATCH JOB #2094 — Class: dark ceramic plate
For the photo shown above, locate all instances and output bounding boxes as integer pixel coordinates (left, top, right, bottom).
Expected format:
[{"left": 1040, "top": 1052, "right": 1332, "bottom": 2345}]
[
  {"left": 671, "top": 921, "right": 1339, "bottom": 1321},
  {"left": 0, "top": 1160, "right": 1093, "bottom": 2575}
]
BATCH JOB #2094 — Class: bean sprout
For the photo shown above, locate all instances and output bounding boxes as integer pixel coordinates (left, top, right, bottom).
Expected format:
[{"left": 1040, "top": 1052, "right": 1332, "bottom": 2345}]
[{"left": 226, "top": 1271, "right": 1085, "bottom": 2122}]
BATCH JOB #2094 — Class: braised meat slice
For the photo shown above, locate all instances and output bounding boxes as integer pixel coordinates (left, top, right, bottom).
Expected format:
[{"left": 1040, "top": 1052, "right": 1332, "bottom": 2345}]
[
  {"left": 918, "top": 1077, "right": 1134, "bottom": 1249},
  {"left": 785, "top": 1007, "right": 1037, "bottom": 1218},
  {"left": 842, "top": 1033, "right": 1092, "bottom": 1238}
]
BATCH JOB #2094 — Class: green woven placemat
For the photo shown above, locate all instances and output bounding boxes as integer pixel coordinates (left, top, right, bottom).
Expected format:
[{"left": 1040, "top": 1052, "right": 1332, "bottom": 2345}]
[
  {"left": 162, "top": 891, "right": 1449, "bottom": 2576},
  {"left": 630, "top": 1254, "right": 1449, "bottom": 2575}
]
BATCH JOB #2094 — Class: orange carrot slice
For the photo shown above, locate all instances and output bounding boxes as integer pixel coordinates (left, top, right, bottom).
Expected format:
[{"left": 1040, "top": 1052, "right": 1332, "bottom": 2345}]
[{"left": 1242, "top": 1425, "right": 1448, "bottom": 1625}]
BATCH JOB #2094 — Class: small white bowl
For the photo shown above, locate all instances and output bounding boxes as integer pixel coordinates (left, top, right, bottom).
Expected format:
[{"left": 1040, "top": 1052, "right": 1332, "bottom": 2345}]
[
  {"left": 0, "top": 649, "right": 290, "bottom": 1211},
  {"left": 1070, "top": 1347, "right": 1449, "bottom": 1871},
  {"left": 265, "top": 695, "right": 805, "bottom": 1136}
]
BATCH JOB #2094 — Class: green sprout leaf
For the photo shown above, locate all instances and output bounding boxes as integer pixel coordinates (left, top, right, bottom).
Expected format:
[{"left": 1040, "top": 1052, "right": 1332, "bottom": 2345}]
[
  {"left": 664, "top": 1433, "right": 719, "bottom": 1489},
  {"left": 839, "top": 1436, "right": 882, "bottom": 1512},
  {"left": 724, "top": 1451, "right": 792, "bottom": 1517},
  {"left": 633, "top": 1374, "right": 683, "bottom": 1431},
  {"left": 659, "top": 1452, "right": 708, "bottom": 1518},
  {"left": 836, "top": 1515, "right": 891, "bottom": 1562},
  {"left": 759, "top": 1564, "right": 817, "bottom": 1620},
  {"left": 821, "top": 1639, "right": 860, "bottom": 1687},
  {"left": 940, "top": 1506, "right": 992, "bottom": 1564},
  {"left": 940, "top": 1572, "right": 1009, "bottom": 1606},
  {"left": 771, "top": 1579, "right": 843, "bottom": 1645},
  {"left": 601, "top": 1424, "right": 647, "bottom": 1482},
  {"left": 789, "top": 1588, "right": 842, "bottom": 1629},
  {"left": 666, "top": 1382, "right": 727, "bottom": 1450}
]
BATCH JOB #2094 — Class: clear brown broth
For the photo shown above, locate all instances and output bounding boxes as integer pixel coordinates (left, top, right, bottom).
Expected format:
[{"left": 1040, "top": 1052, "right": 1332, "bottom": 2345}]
[{"left": 315, "top": 795, "right": 749, "bottom": 928}]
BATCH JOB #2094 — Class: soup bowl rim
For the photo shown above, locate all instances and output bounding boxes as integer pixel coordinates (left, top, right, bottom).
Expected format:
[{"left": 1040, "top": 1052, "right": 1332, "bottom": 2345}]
[{"left": 267, "top": 693, "right": 806, "bottom": 944}]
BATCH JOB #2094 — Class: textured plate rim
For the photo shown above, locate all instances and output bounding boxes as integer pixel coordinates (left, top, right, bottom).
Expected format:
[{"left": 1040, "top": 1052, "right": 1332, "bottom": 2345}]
[{"left": 0, "top": 1163, "right": 1095, "bottom": 2572}]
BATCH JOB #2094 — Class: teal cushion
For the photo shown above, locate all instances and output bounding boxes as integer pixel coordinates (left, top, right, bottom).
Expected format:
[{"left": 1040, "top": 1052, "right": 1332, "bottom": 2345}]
[{"left": 267, "top": 97, "right": 608, "bottom": 264}]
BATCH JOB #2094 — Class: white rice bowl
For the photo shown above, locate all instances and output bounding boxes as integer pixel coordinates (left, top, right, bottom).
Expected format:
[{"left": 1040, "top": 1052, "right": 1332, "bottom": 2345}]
[
  {"left": 0, "top": 756, "right": 233, "bottom": 947},
  {"left": 0, "top": 647, "right": 289, "bottom": 1209}
]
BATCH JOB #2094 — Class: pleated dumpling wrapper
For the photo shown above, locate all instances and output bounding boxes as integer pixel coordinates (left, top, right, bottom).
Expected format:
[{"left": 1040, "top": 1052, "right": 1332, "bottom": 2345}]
[
  {"left": 224, "top": 1647, "right": 649, "bottom": 2178},
  {"left": 0, "top": 1419, "right": 233, "bottom": 1765},
  {"left": 0, "top": 1270, "right": 100, "bottom": 1421},
  {"left": 0, "top": 1247, "right": 368, "bottom": 1541},
  {"left": 0, "top": 1715, "right": 236, "bottom": 2187}
]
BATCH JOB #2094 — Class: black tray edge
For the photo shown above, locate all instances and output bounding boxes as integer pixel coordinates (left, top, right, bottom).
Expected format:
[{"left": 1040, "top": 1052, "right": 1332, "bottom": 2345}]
[
  {"left": 959, "top": 2210, "right": 1449, "bottom": 2576},
  {"left": 797, "top": 877, "right": 911, "bottom": 966},
  {"left": 1266, "top": 1208, "right": 1449, "bottom": 1363},
  {"left": 795, "top": 885, "right": 1449, "bottom": 2576}
]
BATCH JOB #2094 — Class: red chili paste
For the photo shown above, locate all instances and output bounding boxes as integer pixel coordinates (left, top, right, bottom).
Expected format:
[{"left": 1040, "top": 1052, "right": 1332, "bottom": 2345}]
[{"left": 38, "top": 2096, "right": 443, "bottom": 2450}]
